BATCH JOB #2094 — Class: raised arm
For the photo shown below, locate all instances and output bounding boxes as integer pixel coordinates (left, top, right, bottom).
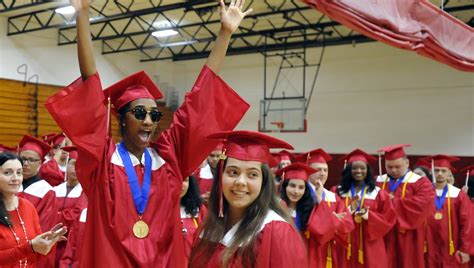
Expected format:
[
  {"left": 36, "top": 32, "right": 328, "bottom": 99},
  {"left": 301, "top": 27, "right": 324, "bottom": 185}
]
[
  {"left": 205, "top": 0, "right": 252, "bottom": 74},
  {"left": 71, "top": 0, "right": 96, "bottom": 79}
]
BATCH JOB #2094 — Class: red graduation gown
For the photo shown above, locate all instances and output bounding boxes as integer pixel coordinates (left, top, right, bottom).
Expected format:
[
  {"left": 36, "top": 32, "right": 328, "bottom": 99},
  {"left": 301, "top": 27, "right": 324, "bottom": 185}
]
[
  {"left": 192, "top": 210, "right": 308, "bottom": 267},
  {"left": 195, "top": 163, "right": 214, "bottom": 194},
  {"left": 376, "top": 171, "right": 435, "bottom": 268},
  {"left": 425, "top": 185, "right": 473, "bottom": 268},
  {"left": 45, "top": 65, "right": 249, "bottom": 267},
  {"left": 0, "top": 198, "right": 41, "bottom": 267},
  {"left": 59, "top": 208, "right": 87, "bottom": 268},
  {"left": 181, "top": 205, "right": 207, "bottom": 264},
  {"left": 39, "top": 160, "right": 66, "bottom": 187},
  {"left": 335, "top": 186, "right": 396, "bottom": 268},
  {"left": 53, "top": 182, "right": 87, "bottom": 266},
  {"left": 306, "top": 188, "right": 354, "bottom": 268},
  {"left": 17, "top": 179, "right": 56, "bottom": 232}
]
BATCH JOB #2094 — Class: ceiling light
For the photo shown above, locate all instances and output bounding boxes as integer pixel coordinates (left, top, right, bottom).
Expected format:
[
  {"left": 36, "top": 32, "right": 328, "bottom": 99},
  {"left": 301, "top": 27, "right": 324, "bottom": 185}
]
[
  {"left": 159, "top": 40, "right": 197, "bottom": 47},
  {"left": 55, "top": 6, "right": 76, "bottom": 15},
  {"left": 152, "top": 29, "right": 179, "bottom": 38}
]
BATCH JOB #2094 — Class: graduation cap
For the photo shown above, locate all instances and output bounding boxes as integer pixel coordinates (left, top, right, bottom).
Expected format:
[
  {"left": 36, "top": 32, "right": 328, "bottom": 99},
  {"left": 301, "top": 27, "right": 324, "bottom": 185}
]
[
  {"left": 377, "top": 144, "right": 411, "bottom": 160},
  {"left": 104, "top": 71, "right": 164, "bottom": 113},
  {"left": 341, "top": 149, "right": 377, "bottom": 165},
  {"left": 461, "top": 164, "right": 474, "bottom": 188},
  {"left": 424, "top": 154, "right": 460, "bottom": 172},
  {"left": 41, "top": 133, "right": 58, "bottom": 146},
  {"left": 51, "top": 133, "right": 66, "bottom": 148},
  {"left": 207, "top": 130, "right": 294, "bottom": 217},
  {"left": 413, "top": 157, "right": 431, "bottom": 170},
  {"left": 19, "top": 135, "right": 51, "bottom": 161},
  {"left": 294, "top": 148, "right": 332, "bottom": 165},
  {"left": 274, "top": 162, "right": 318, "bottom": 181},
  {"left": 0, "top": 144, "right": 17, "bottom": 153},
  {"left": 62, "top": 146, "right": 78, "bottom": 160},
  {"left": 277, "top": 150, "right": 294, "bottom": 162}
]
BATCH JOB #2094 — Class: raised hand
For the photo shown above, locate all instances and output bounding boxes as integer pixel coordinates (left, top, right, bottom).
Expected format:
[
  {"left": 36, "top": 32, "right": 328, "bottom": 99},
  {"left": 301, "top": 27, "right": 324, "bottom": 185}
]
[
  {"left": 219, "top": 0, "right": 253, "bottom": 34},
  {"left": 30, "top": 227, "right": 68, "bottom": 255},
  {"left": 70, "top": 0, "right": 91, "bottom": 12}
]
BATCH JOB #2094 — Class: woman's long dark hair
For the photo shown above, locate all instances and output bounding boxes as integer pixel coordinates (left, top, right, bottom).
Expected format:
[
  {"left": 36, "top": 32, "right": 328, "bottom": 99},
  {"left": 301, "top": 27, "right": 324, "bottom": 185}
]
[
  {"left": 181, "top": 175, "right": 202, "bottom": 217},
  {"left": 189, "top": 159, "right": 293, "bottom": 268},
  {"left": 280, "top": 179, "right": 314, "bottom": 231},
  {"left": 0, "top": 152, "right": 23, "bottom": 227},
  {"left": 338, "top": 163, "right": 376, "bottom": 195}
]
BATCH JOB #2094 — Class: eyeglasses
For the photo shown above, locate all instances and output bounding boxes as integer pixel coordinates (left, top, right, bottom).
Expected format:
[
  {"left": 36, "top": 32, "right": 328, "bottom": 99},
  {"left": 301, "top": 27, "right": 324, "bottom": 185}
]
[
  {"left": 127, "top": 107, "right": 163, "bottom": 123},
  {"left": 20, "top": 157, "right": 40, "bottom": 164}
]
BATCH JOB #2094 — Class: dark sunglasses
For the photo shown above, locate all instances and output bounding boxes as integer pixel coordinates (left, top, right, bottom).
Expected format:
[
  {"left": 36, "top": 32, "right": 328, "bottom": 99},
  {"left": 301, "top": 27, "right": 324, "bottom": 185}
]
[{"left": 127, "top": 107, "right": 163, "bottom": 123}]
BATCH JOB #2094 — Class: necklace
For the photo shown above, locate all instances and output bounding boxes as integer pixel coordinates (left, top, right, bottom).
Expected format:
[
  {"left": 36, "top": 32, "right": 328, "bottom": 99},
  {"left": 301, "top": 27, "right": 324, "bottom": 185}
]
[{"left": 8, "top": 205, "right": 29, "bottom": 267}]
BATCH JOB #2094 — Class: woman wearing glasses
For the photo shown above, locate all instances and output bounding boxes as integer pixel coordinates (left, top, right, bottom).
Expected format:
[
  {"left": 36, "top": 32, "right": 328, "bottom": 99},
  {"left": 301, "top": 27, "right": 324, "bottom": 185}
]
[
  {"left": 0, "top": 152, "right": 67, "bottom": 268},
  {"left": 45, "top": 0, "right": 251, "bottom": 266}
]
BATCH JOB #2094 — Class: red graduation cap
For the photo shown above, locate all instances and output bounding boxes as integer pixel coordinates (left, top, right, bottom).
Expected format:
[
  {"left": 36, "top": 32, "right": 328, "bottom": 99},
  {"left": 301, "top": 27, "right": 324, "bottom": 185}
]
[
  {"left": 41, "top": 133, "right": 58, "bottom": 146},
  {"left": 425, "top": 154, "right": 460, "bottom": 172},
  {"left": 104, "top": 71, "right": 163, "bottom": 112},
  {"left": 377, "top": 144, "right": 411, "bottom": 160},
  {"left": 414, "top": 157, "right": 431, "bottom": 170},
  {"left": 342, "top": 149, "right": 377, "bottom": 164},
  {"left": 0, "top": 144, "right": 16, "bottom": 153},
  {"left": 207, "top": 130, "right": 293, "bottom": 217},
  {"left": 294, "top": 148, "right": 332, "bottom": 165},
  {"left": 274, "top": 162, "right": 318, "bottom": 181},
  {"left": 19, "top": 135, "right": 51, "bottom": 161},
  {"left": 213, "top": 141, "right": 225, "bottom": 151},
  {"left": 207, "top": 130, "right": 294, "bottom": 164},
  {"left": 277, "top": 150, "right": 294, "bottom": 162},
  {"left": 461, "top": 164, "right": 474, "bottom": 177},
  {"left": 61, "top": 146, "right": 78, "bottom": 160},
  {"left": 51, "top": 133, "right": 66, "bottom": 147}
]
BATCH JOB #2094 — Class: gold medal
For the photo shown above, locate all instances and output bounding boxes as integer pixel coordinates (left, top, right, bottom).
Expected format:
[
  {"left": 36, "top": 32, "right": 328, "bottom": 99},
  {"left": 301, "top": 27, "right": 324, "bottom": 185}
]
[
  {"left": 133, "top": 220, "right": 149, "bottom": 238},
  {"left": 434, "top": 212, "right": 443, "bottom": 220},
  {"left": 354, "top": 215, "right": 362, "bottom": 223}
]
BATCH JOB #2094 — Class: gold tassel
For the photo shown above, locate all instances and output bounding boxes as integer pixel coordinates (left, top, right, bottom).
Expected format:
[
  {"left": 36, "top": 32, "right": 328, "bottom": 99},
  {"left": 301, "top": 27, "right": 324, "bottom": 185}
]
[
  {"left": 447, "top": 185, "right": 455, "bottom": 256},
  {"left": 358, "top": 249, "right": 364, "bottom": 264},
  {"left": 424, "top": 241, "right": 428, "bottom": 253},
  {"left": 346, "top": 236, "right": 352, "bottom": 260},
  {"left": 326, "top": 244, "right": 333, "bottom": 268}
]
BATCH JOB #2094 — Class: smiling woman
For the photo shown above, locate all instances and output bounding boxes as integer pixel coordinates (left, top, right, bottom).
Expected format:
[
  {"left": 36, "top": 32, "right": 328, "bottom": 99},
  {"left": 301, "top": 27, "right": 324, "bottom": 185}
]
[
  {"left": 0, "top": 152, "right": 67, "bottom": 268},
  {"left": 190, "top": 130, "right": 309, "bottom": 268}
]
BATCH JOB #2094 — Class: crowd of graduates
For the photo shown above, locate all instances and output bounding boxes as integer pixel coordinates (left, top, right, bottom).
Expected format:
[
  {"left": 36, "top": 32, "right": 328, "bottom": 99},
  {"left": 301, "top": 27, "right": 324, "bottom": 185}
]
[{"left": 0, "top": 0, "right": 473, "bottom": 267}]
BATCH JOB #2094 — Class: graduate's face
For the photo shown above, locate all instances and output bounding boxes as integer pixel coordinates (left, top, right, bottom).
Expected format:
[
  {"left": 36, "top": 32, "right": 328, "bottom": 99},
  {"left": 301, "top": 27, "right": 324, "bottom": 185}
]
[
  {"left": 180, "top": 177, "right": 190, "bottom": 198},
  {"left": 66, "top": 159, "right": 78, "bottom": 185},
  {"left": 207, "top": 150, "right": 222, "bottom": 169},
  {"left": 285, "top": 179, "right": 306, "bottom": 204},
  {"left": 309, "top": 163, "right": 328, "bottom": 186},
  {"left": 0, "top": 160, "right": 23, "bottom": 196},
  {"left": 123, "top": 98, "right": 159, "bottom": 150},
  {"left": 222, "top": 158, "right": 262, "bottom": 214},
  {"left": 351, "top": 161, "right": 368, "bottom": 182},
  {"left": 19, "top": 150, "right": 41, "bottom": 179},
  {"left": 434, "top": 167, "right": 450, "bottom": 184},
  {"left": 385, "top": 157, "right": 409, "bottom": 179}
]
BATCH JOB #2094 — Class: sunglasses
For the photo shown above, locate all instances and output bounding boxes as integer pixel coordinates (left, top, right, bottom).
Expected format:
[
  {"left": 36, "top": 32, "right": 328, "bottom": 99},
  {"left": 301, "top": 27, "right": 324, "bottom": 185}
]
[{"left": 127, "top": 107, "right": 163, "bottom": 123}]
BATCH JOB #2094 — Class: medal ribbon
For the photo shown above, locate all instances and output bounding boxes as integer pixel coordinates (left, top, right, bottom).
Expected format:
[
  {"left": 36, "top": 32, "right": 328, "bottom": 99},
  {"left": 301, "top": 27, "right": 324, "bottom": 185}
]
[
  {"left": 118, "top": 141, "right": 152, "bottom": 216},
  {"left": 389, "top": 171, "right": 408, "bottom": 193},
  {"left": 435, "top": 184, "right": 449, "bottom": 211},
  {"left": 350, "top": 183, "right": 367, "bottom": 212}
]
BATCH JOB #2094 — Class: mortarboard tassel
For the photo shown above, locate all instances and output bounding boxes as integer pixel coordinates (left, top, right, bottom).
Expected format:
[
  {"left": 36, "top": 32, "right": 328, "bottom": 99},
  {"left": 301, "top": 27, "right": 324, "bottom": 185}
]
[
  {"left": 431, "top": 159, "right": 436, "bottom": 184},
  {"left": 63, "top": 153, "right": 70, "bottom": 182},
  {"left": 447, "top": 185, "right": 455, "bottom": 256},
  {"left": 218, "top": 148, "right": 227, "bottom": 218},
  {"left": 106, "top": 97, "right": 111, "bottom": 134},
  {"left": 465, "top": 170, "right": 470, "bottom": 188}
]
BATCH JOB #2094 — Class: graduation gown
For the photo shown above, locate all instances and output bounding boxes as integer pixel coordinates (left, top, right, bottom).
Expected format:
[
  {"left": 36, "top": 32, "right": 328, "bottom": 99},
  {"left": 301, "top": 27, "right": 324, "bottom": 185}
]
[
  {"left": 335, "top": 186, "right": 396, "bottom": 268},
  {"left": 425, "top": 185, "right": 473, "bottom": 268},
  {"left": 59, "top": 208, "right": 87, "bottom": 268},
  {"left": 181, "top": 205, "right": 207, "bottom": 264},
  {"left": 0, "top": 198, "right": 41, "bottom": 267},
  {"left": 192, "top": 210, "right": 308, "bottom": 267},
  {"left": 45, "top": 65, "right": 249, "bottom": 268},
  {"left": 376, "top": 171, "right": 436, "bottom": 268},
  {"left": 306, "top": 188, "right": 354, "bottom": 268},
  {"left": 53, "top": 182, "right": 87, "bottom": 266},
  {"left": 195, "top": 163, "right": 214, "bottom": 195},
  {"left": 39, "top": 159, "right": 66, "bottom": 187},
  {"left": 17, "top": 176, "right": 56, "bottom": 232}
]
